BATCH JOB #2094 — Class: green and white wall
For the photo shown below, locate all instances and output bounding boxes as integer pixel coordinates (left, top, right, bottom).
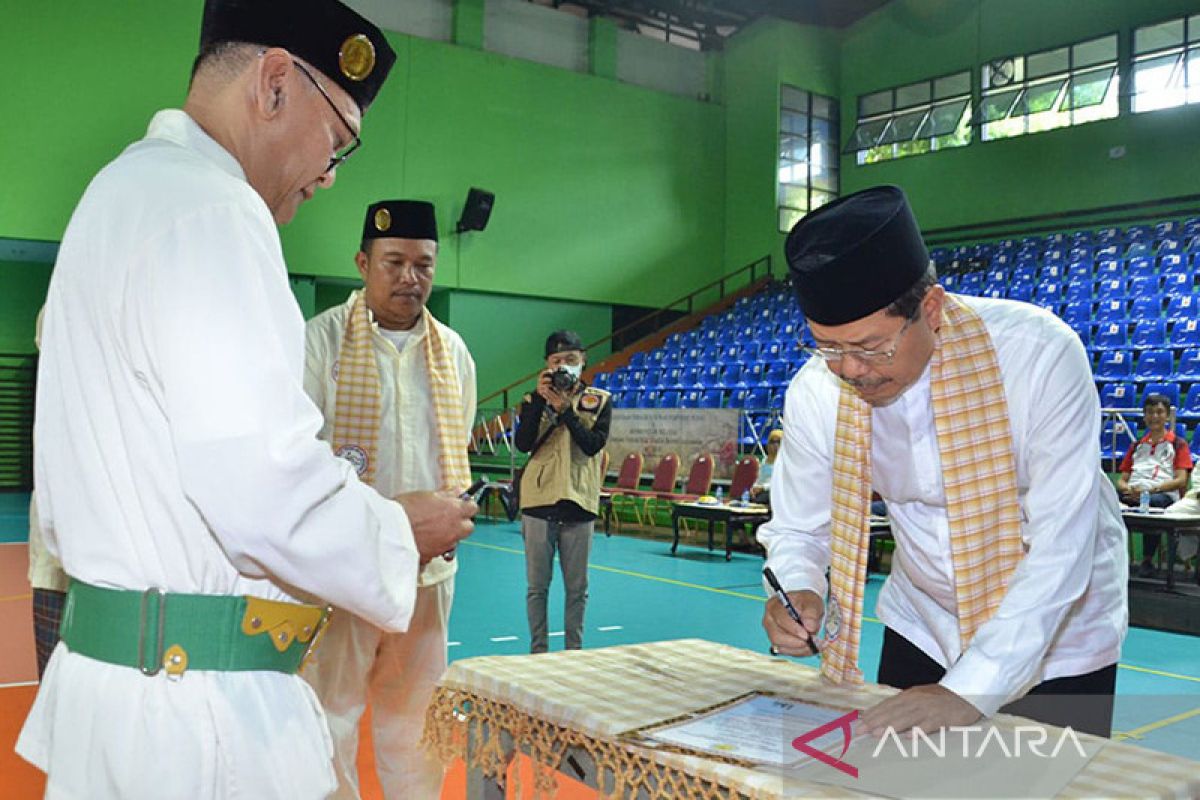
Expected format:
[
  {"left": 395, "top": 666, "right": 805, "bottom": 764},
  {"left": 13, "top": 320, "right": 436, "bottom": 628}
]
[{"left": 2, "top": 0, "right": 1198, "bottom": 393}]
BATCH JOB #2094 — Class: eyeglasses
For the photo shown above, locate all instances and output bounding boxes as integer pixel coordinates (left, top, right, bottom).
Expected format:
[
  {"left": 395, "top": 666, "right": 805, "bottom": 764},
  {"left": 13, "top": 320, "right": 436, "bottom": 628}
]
[
  {"left": 802, "top": 316, "right": 916, "bottom": 365},
  {"left": 292, "top": 60, "right": 361, "bottom": 174}
]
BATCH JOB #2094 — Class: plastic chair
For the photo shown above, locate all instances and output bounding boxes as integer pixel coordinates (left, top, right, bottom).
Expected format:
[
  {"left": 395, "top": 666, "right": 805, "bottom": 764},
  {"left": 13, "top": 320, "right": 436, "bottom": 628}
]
[
  {"left": 699, "top": 389, "right": 724, "bottom": 408},
  {"left": 1130, "top": 319, "right": 1167, "bottom": 350},
  {"left": 1100, "top": 419, "right": 1136, "bottom": 460},
  {"left": 1133, "top": 349, "right": 1173, "bottom": 382},
  {"left": 1143, "top": 381, "right": 1180, "bottom": 409},
  {"left": 1180, "top": 385, "right": 1200, "bottom": 420},
  {"left": 1098, "top": 382, "right": 1136, "bottom": 410},
  {"left": 1176, "top": 348, "right": 1200, "bottom": 381},
  {"left": 1094, "top": 300, "right": 1127, "bottom": 324},
  {"left": 1092, "top": 324, "right": 1129, "bottom": 352},
  {"left": 1095, "top": 349, "right": 1133, "bottom": 380},
  {"left": 1165, "top": 294, "right": 1198, "bottom": 322}
]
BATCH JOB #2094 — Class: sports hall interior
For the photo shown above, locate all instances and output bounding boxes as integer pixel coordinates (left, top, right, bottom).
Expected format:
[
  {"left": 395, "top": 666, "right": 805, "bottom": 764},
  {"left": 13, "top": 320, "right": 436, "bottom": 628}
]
[{"left": 2, "top": 0, "right": 1199, "bottom": 796}]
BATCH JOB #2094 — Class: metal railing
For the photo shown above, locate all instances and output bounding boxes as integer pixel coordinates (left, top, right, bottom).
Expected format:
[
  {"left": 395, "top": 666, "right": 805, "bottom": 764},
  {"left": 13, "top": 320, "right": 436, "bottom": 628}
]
[
  {"left": 480, "top": 255, "right": 775, "bottom": 408},
  {"left": 0, "top": 353, "right": 36, "bottom": 490}
]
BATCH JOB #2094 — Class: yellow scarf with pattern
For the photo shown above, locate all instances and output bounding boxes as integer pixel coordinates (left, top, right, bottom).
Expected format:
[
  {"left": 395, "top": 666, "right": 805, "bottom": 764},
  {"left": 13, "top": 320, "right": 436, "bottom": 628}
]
[
  {"left": 331, "top": 292, "right": 472, "bottom": 493},
  {"left": 823, "top": 295, "right": 1025, "bottom": 684}
]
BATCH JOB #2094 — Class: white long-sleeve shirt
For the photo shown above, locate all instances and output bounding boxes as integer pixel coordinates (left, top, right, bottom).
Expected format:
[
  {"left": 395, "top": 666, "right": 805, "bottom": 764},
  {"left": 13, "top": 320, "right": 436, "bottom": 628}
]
[
  {"left": 19, "top": 110, "right": 420, "bottom": 799},
  {"left": 304, "top": 291, "right": 477, "bottom": 587},
  {"left": 759, "top": 296, "right": 1128, "bottom": 717}
]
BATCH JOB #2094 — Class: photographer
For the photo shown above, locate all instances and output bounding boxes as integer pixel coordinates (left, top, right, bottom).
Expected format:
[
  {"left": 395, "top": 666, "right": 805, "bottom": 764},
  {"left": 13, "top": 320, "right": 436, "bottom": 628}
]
[{"left": 515, "top": 330, "right": 612, "bottom": 653}]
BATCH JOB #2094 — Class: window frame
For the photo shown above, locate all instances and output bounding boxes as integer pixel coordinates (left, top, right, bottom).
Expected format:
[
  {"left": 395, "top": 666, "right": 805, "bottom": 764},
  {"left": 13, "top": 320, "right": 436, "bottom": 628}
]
[
  {"left": 777, "top": 85, "right": 840, "bottom": 233},
  {"left": 846, "top": 69, "right": 974, "bottom": 164}
]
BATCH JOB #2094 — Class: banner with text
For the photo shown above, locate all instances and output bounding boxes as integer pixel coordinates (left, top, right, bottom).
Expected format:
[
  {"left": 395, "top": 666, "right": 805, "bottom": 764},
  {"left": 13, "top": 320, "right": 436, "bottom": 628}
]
[{"left": 608, "top": 408, "right": 740, "bottom": 480}]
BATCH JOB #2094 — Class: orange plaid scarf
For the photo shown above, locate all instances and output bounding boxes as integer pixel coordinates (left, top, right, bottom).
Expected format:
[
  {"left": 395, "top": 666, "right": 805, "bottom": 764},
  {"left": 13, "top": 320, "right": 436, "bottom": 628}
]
[
  {"left": 331, "top": 292, "right": 472, "bottom": 493},
  {"left": 823, "top": 295, "right": 1025, "bottom": 684}
]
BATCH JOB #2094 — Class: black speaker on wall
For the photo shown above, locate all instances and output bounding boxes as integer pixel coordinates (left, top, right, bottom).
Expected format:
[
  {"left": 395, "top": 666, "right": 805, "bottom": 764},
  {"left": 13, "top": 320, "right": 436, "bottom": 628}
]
[{"left": 456, "top": 188, "right": 495, "bottom": 233}]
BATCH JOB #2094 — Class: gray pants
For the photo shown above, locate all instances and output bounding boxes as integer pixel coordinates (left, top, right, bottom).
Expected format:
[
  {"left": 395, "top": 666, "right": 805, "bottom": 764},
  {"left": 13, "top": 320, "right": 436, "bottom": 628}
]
[{"left": 521, "top": 514, "right": 593, "bottom": 653}]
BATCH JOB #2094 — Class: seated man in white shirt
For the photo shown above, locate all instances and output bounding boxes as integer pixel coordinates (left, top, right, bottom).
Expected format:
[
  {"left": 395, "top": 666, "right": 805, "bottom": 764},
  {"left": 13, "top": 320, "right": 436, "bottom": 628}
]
[
  {"left": 760, "top": 185, "right": 1127, "bottom": 738},
  {"left": 303, "top": 200, "right": 476, "bottom": 799}
]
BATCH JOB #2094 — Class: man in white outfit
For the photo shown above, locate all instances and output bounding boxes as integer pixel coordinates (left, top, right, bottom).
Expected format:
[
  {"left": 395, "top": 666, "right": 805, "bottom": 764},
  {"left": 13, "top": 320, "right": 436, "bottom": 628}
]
[
  {"left": 18, "top": 2, "right": 475, "bottom": 798},
  {"left": 760, "top": 186, "right": 1127, "bottom": 738},
  {"left": 304, "top": 199, "right": 476, "bottom": 798}
]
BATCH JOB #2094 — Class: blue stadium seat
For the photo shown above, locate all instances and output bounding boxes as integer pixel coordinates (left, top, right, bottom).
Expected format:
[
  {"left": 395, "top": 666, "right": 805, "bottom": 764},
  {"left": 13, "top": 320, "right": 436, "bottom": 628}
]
[
  {"left": 1123, "top": 256, "right": 1152, "bottom": 279},
  {"left": 1070, "top": 230, "right": 1093, "bottom": 247},
  {"left": 628, "top": 352, "right": 647, "bottom": 369},
  {"left": 1128, "top": 274, "right": 1161, "bottom": 296},
  {"left": 1126, "top": 241, "right": 1152, "bottom": 259},
  {"left": 738, "top": 343, "right": 761, "bottom": 365},
  {"left": 1094, "top": 259, "right": 1123, "bottom": 279},
  {"left": 717, "top": 344, "right": 740, "bottom": 365},
  {"left": 1095, "top": 242, "right": 1121, "bottom": 258},
  {"left": 1165, "top": 294, "right": 1199, "bottom": 322},
  {"left": 1133, "top": 349, "right": 1173, "bottom": 381},
  {"left": 1011, "top": 265, "right": 1038, "bottom": 283},
  {"left": 1098, "top": 382, "right": 1135, "bottom": 409},
  {"left": 1044, "top": 247, "right": 1067, "bottom": 265},
  {"left": 592, "top": 372, "right": 612, "bottom": 390},
  {"left": 1129, "top": 294, "right": 1163, "bottom": 320},
  {"left": 1162, "top": 272, "right": 1192, "bottom": 300},
  {"left": 658, "top": 390, "right": 681, "bottom": 408},
  {"left": 1130, "top": 319, "right": 1167, "bottom": 349},
  {"left": 1143, "top": 382, "right": 1181, "bottom": 409},
  {"left": 1068, "top": 320, "right": 1092, "bottom": 346},
  {"left": 982, "top": 283, "right": 1006, "bottom": 299},
  {"left": 640, "top": 389, "right": 660, "bottom": 408},
  {"left": 1159, "top": 253, "right": 1189, "bottom": 276},
  {"left": 985, "top": 267, "right": 1007, "bottom": 284},
  {"left": 1178, "top": 347, "right": 1200, "bottom": 380},
  {"left": 1095, "top": 349, "right": 1132, "bottom": 379},
  {"left": 680, "top": 388, "right": 703, "bottom": 408},
  {"left": 700, "top": 343, "right": 722, "bottom": 362},
  {"left": 622, "top": 391, "right": 644, "bottom": 408},
  {"left": 699, "top": 389, "right": 724, "bottom": 409},
  {"left": 1065, "top": 261, "right": 1092, "bottom": 281},
  {"left": 659, "top": 349, "right": 682, "bottom": 368},
  {"left": 1035, "top": 281, "right": 1063, "bottom": 304},
  {"left": 1059, "top": 299, "right": 1090, "bottom": 323},
  {"left": 1041, "top": 263, "right": 1065, "bottom": 281},
  {"left": 719, "top": 364, "right": 745, "bottom": 388},
  {"left": 698, "top": 364, "right": 722, "bottom": 387},
  {"left": 1181, "top": 385, "right": 1200, "bottom": 419},
  {"left": 678, "top": 365, "right": 701, "bottom": 387},
  {"left": 1007, "top": 283, "right": 1034, "bottom": 302},
  {"left": 745, "top": 387, "right": 771, "bottom": 410},
  {"left": 1064, "top": 280, "right": 1092, "bottom": 302},
  {"left": 1096, "top": 278, "right": 1128, "bottom": 301},
  {"left": 760, "top": 341, "right": 784, "bottom": 362},
  {"left": 1155, "top": 220, "right": 1181, "bottom": 239},
  {"left": 1100, "top": 419, "right": 1136, "bottom": 460},
  {"left": 761, "top": 362, "right": 790, "bottom": 387},
  {"left": 627, "top": 369, "right": 646, "bottom": 386},
  {"left": 1068, "top": 246, "right": 1093, "bottom": 263},
  {"left": 1092, "top": 300, "right": 1125, "bottom": 324},
  {"left": 941, "top": 274, "right": 959, "bottom": 291},
  {"left": 1126, "top": 225, "right": 1153, "bottom": 243},
  {"left": 642, "top": 368, "right": 663, "bottom": 389},
  {"left": 1096, "top": 227, "right": 1121, "bottom": 243}
]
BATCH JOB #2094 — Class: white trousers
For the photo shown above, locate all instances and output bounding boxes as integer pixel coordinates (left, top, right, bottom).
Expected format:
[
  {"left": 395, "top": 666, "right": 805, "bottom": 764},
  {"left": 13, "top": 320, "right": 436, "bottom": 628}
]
[{"left": 303, "top": 578, "right": 454, "bottom": 799}]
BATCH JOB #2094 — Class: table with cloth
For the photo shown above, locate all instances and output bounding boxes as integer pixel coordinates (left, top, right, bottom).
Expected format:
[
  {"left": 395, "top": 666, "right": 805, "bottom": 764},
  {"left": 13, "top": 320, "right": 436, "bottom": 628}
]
[{"left": 423, "top": 639, "right": 1200, "bottom": 800}]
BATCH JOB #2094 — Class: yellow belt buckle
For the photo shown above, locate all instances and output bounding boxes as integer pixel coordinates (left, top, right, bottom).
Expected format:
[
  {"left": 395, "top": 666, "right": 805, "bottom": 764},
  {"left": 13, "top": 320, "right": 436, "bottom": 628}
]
[{"left": 299, "top": 606, "right": 334, "bottom": 672}]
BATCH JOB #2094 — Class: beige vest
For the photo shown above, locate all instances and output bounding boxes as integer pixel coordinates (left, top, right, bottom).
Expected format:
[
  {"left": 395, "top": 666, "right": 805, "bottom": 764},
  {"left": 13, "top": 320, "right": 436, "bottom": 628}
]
[{"left": 520, "top": 386, "right": 610, "bottom": 515}]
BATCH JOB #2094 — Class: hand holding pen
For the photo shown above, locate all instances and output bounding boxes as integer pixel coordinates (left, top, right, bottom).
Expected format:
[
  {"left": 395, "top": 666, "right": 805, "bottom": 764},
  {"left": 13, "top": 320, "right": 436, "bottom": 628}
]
[
  {"left": 442, "top": 479, "right": 488, "bottom": 561},
  {"left": 762, "top": 566, "right": 822, "bottom": 657}
]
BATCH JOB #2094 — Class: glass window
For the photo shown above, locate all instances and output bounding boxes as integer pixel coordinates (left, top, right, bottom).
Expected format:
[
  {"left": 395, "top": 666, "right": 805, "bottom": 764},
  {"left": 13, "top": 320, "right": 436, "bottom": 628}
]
[
  {"left": 849, "top": 71, "right": 972, "bottom": 164},
  {"left": 778, "top": 86, "right": 839, "bottom": 233},
  {"left": 979, "top": 34, "right": 1118, "bottom": 141},
  {"left": 1133, "top": 15, "right": 1200, "bottom": 113}
]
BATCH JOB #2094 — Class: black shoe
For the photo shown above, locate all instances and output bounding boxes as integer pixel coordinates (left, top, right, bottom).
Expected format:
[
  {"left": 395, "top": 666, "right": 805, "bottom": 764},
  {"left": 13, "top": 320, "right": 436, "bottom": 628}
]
[{"left": 1137, "top": 561, "right": 1157, "bottom": 579}]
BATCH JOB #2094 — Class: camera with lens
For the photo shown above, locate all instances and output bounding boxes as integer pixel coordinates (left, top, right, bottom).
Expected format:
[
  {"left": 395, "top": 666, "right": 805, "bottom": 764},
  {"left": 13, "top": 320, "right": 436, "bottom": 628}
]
[{"left": 549, "top": 366, "right": 578, "bottom": 392}]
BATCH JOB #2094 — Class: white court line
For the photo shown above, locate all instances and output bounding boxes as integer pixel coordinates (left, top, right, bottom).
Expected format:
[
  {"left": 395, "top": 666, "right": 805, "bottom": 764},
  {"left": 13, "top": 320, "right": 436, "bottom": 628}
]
[
  {"left": 447, "top": 641, "right": 462, "bottom": 647},
  {"left": 597, "top": 625, "right": 623, "bottom": 632},
  {"left": 549, "top": 631, "right": 564, "bottom": 638},
  {"left": 0, "top": 680, "right": 38, "bottom": 689},
  {"left": 489, "top": 635, "right": 519, "bottom": 643}
]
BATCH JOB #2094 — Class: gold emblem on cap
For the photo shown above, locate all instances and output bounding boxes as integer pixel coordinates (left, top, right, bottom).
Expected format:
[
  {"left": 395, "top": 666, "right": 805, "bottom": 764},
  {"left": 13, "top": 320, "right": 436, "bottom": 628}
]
[
  {"left": 339, "top": 34, "right": 376, "bottom": 82},
  {"left": 374, "top": 208, "right": 392, "bottom": 232}
]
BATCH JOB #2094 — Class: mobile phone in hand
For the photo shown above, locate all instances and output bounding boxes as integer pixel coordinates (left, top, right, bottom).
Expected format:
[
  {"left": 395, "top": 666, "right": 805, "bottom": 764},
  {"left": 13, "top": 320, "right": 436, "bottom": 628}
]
[{"left": 443, "top": 479, "right": 488, "bottom": 561}]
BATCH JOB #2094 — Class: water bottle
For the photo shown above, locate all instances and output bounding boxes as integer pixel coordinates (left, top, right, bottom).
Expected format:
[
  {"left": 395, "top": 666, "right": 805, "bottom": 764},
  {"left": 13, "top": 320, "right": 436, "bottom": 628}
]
[
  {"left": 715, "top": 486, "right": 724, "bottom": 504},
  {"left": 741, "top": 489, "right": 751, "bottom": 505},
  {"left": 1139, "top": 490, "right": 1150, "bottom": 513}
]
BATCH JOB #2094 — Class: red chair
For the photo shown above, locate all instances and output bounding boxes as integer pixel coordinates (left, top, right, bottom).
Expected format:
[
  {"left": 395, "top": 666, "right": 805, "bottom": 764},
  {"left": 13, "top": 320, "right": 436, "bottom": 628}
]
[
  {"left": 728, "top": 455, "right": 760, "bottom": 501},
  {"left": 617, "top": 453, "right": 680, "bottom": 527},
  {"left": 656, "top": 452, "right": 716, "bottom": 532},
  {"left": 601, "top": 452, "right": 644, "bottom": 532}
]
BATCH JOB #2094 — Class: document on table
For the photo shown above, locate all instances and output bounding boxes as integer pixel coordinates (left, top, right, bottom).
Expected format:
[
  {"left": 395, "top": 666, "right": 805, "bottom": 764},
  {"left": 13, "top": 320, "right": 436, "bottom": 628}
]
[{"left": 629, "top": 692, "right": 853, "bottom": 768}]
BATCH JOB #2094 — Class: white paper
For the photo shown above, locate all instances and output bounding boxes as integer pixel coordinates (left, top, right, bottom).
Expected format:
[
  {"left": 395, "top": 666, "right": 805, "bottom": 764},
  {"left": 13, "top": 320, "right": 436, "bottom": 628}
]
[{"left": 639, "top": 693, "right": 851, "bottom": 767}]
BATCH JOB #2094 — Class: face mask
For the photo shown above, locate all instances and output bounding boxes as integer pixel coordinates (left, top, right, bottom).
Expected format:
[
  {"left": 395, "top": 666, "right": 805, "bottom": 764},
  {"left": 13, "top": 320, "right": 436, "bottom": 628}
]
[{"left": 560, "top": 363, "right": 583, "bottom": 379}]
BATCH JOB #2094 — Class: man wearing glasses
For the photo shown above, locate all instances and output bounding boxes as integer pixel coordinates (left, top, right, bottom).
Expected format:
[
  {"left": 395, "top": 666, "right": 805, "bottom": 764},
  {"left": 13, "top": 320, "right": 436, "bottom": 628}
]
[
  {"left": 19, "top": 1, "right": 475, "bottom": 798},
  {"left": 760, "top": 186, "right": 1126, "bottom": 738}
]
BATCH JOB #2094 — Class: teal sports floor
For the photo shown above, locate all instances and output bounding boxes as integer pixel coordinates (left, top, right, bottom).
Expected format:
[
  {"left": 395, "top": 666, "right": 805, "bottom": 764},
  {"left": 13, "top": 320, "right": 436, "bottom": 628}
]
[{"left": 3, "top": 493, "right": 1197, "bottom": 759}]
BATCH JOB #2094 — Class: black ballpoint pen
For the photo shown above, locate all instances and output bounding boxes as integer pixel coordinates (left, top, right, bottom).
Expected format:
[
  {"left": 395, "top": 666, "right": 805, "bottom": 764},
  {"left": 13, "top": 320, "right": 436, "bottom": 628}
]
[{"left": 763, "top": 566, "right": 820, "bottom": 655}]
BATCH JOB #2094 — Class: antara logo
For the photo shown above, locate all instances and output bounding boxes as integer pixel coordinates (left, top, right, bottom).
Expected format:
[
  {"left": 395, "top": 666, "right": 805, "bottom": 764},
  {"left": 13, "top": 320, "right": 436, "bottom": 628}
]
[{"left": 791, "top": 710, "right": 860, "bottom": 778}]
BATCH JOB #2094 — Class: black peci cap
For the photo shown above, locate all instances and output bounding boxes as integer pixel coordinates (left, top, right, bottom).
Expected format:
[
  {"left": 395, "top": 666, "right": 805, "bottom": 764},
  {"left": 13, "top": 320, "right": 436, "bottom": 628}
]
[
  {"left": 362, "top": 200, "right": 438, "bottom": 243},
  {"left": 199, "top": 0, "right": 397, "bottom": 113},
  {"left": 785, "top": 185, "right": 929, "bottom": 326}
]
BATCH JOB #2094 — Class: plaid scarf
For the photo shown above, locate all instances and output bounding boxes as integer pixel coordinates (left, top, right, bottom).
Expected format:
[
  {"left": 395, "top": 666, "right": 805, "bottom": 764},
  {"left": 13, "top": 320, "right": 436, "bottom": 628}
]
[
  {"left": 823, "top": 295, "right": 1025, "bottom": 684},
  {"left": 331, "top": 292, "right": 472, "bottom": 493}
]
